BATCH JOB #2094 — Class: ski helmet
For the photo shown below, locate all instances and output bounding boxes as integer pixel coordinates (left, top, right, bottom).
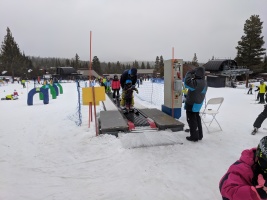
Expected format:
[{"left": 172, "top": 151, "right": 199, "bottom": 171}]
[
  {"left": 126, "top": 80, "right": 132, "bottom": 85},
  {"left": 256, "top": 136, "right": 267, "bottom": 172}
]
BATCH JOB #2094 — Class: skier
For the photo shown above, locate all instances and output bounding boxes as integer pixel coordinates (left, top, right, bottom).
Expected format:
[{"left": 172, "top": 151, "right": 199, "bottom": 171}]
[
  {"left": 105, "top": 78, "right": 111, "bottom": 93},
  {"left": 252, "top": 104, "right": 267, "bottom": 135},
  {"left": 255, "top": 81, "right": 267, "bottom": 104},
  {"left": 111, "top": 75, "right": 120, "bottom": 101},
  {"left": 120, "top": 67, "right": 137, "bottom": 110},
  {"left": 247, "top": 83, "right": 253, "bottom": 94},
  {"left": 13, "top": 89, "right": 19, "bottom": 100},
  {"left": 120, "top": 79, "right": 138, "bottom": 112},
  {"left": 5, "top": 94, "right": 13, "bottom": 100},
  {"left": 219, "top": 136, "right": 267, "bottom": 200},
  {"left": 21, "top": 79, "right": 26, "bottom": 88}
]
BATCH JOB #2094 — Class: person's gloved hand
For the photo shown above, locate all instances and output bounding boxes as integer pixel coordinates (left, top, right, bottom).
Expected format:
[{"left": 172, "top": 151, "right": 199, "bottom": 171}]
[
  {"left": 131, "top": 85, "right": 135, "bottom": 89},
  {"left": 135, "top": 89, "right": 139, "bottom": 94},
  {"left": 254, "top": 174, "right": 267, "bottom": 199},
  {"left": 256, "top": 174, "right": 265, "bottom": 188}
]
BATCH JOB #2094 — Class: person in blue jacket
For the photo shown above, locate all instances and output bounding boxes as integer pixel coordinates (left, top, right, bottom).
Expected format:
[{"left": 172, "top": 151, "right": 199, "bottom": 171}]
[{"left": 184, "top": 67, "right": 208, "bottom": 142}]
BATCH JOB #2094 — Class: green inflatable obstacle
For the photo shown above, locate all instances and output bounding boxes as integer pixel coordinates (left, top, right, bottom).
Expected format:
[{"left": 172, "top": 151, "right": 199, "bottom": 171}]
[
  {"left": 39, "top": 85, "right": 57, "bottom": 100},
  {"left": 54, "top": 83, "right": 63, "bottom": 94}
]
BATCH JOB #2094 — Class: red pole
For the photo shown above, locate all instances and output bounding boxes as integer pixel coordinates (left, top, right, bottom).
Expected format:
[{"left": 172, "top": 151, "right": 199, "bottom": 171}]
[
  {"left": 89, "top": 31, "right": 92, "bottom": 81},
  {"left": 92, "top": 86, "right": 98, "bottom": 136},
  {"left": 88, "top": 31, "right": 92, "bottom": 127},
  {"left": 89, "top": 103, "right": 91, "bottom": 128},
  {"left": 171, "top": 47, "right": 174, "bottom": 118}
]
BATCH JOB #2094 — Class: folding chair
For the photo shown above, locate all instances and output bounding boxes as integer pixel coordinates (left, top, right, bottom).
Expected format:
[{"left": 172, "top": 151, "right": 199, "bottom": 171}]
[{"left": 200, "top": 97, "right": 224, "bottom": 132}]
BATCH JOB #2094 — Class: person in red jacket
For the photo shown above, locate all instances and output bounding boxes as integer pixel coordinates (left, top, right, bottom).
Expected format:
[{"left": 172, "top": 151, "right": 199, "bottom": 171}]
[
  {"left": 111, "top": 75, "right": 121, "bottom": 101},
  {"left": 13, "top": 89, "right": 19, "bottom": 100},
  {"left": 219, "top": 136, "right": 267, "bottom": 200}
]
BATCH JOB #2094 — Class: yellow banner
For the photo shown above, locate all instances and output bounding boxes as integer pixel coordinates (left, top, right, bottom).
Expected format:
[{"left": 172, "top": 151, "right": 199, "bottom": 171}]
[{"left": 82, "top": 86, "right": 105, "bottom": 105}]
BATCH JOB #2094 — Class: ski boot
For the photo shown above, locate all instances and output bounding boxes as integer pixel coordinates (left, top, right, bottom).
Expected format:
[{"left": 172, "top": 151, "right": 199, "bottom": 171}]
[{"left": 251, "top": 127, "right": 258, "bottom": 135}]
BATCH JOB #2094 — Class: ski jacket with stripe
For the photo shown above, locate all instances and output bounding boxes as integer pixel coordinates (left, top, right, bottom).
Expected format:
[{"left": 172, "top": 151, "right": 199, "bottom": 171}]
[
  {"left": 219, "top": 148, "right": 267, "bottom": 200},
  {"left": 184, "top": 67, "right": 207, "bottom": 112}
]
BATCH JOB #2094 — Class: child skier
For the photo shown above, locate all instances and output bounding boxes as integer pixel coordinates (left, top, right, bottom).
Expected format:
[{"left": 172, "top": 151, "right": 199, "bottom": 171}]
[
  {"left": 111, "top": 75, "right": 120, "bottom": 101},
  {"left": 252, "top": 104, "right": 267, "bottom": 135},
  {"left": 105, "top": 78, "right": 111, "bottom": 93},
  {"left": 13, "top": 89, "right": 19, "bottom": 100},
  {"left": 219, "top": 136, "right": 267, "bottom": 200},
  {"left": 120, "top": 67, "right": 138, "bottom": 110},
  {"left": 120, "top": 80, "right": 138, "bottom": 112},
  {"left": 248, "top": 83, "right": 254, "bottom": 94}
]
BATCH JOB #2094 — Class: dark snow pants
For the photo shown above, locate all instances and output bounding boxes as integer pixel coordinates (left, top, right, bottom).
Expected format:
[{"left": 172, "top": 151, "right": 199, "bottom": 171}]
[
  {"left": 253, "top": 105, "right": 267, "bottom": 128},
  {"left": 259, "top": 93, "right": 265, "bottom": 103},
  {"left": 112, "top": 89, "right": 120, "bottom": 99},
  {"left": 186, "top": 111, "right": 203, "bottom": 140}
]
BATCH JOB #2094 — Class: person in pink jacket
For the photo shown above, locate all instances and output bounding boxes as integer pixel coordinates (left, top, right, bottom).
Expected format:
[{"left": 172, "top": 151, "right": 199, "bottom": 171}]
[{"left": 219, "top": 136, "right": 267, "bottom": 200}]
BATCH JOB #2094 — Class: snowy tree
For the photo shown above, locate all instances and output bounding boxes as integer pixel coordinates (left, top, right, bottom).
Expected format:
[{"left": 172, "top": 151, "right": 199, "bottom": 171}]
[{"left": 235, "top": 15, "right": 266, "bottom": 70}]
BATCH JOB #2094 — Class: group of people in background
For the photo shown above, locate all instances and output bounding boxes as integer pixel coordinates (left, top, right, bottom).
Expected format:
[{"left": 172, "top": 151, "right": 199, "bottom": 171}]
[
  {"left": 248, "top": 81, "right": 267, "bottom": 104},
  {"left": 97, "top": 67, "right": 138, "bottom": 111}
]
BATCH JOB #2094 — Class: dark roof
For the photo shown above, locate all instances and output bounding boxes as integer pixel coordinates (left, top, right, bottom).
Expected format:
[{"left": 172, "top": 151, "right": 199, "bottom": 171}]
[
  {"left": 77, "top": 69, "right": 100, "bottom": 78},
  {"left": 56, "top": 67, "right": 78, "bottom": 75},
  {"left": 204, "top": 59, "right": 237, "bottom": 71}
]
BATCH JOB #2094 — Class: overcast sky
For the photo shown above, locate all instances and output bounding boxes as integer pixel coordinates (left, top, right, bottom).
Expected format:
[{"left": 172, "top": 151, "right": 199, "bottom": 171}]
[{"left": 0, "top": 0, "right": 266, "bottom": 63}]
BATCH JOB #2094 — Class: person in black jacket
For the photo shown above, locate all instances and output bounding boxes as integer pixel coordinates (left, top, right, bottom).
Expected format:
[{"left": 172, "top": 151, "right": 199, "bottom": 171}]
[
  {"left": 120, "top": 67, "right": 137, "bottom": 109},
  {"left": 184, "top": 67, "right": 208, "bottom": 142},
  {"left": 252, "top": 104, "right": 267, "bottom": 135}
]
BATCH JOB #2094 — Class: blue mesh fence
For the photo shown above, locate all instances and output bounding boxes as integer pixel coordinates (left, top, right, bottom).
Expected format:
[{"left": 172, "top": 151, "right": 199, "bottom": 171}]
[
  {"left": 68, "top": 80, "right": 82, "bottom": 126},
  {"left": 135, "top": 80, "right": 164, "bottom": 106}
]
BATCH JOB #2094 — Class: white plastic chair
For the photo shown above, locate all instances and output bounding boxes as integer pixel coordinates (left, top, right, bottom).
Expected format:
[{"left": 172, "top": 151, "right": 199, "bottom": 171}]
[{"left": 200, "top": 97, "right": 224, "bottom": 132}]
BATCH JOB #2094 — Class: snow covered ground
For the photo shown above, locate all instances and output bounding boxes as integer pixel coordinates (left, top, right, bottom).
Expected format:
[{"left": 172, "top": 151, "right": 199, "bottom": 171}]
[{"left": 0, "top": 80, "right": 265, "bottom": 200}]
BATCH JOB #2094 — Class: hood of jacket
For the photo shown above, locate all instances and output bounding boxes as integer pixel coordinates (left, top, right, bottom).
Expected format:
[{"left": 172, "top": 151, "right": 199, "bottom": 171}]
[{"left": 194, "top": 67, "right": 205, "bottom": 79}]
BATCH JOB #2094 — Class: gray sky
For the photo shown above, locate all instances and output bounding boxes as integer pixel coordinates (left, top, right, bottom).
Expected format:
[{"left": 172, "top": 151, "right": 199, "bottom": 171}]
[{"left": 0, "top": 0, "right": 266, "bottom": 63}]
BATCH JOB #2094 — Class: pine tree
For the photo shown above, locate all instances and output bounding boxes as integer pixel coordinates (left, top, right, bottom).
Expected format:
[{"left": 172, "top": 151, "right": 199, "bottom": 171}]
[
  {"left": 116, "top": 61, "right": 121, "bottom": 74},
  {"left": 0, "top": 27, "right": 22, "bottom": 82},
  {"left": 65, "top": 59, "right": 70, "bottom": 66},
  {"left": 154, "top": 56, "right": 160, "bottom": 75},
  {"left": 192, "top": 53, "right": 199, "bottom": 66},
  {"left": 235, "top": 15, "right": 266, "bottom": 70},
  {"left": 154, "top": 56, "right": 159, "bottom": 69},
  {"left": 146, "top": 62, "right": 151, "bottom": 69},
  {"left": 133, "top": 60, "right": 139, "bottom": 69},
  {"left": 92, "top": 56, "right": 102, "bottom": 75},
  {"left": 263, "top": 53, "right": 267, "bottom": 72},
  {"left": 159, "top": 55, "right": 164, "bottom": 77},
  {"left": 107, "top": 62, "right": 111, "bottom": 74},
  {"left": 141, "top": 62, "right": 145, "bottom": 69},
  {"left": 74, "top": 53, "right": 80, "bottom": 70}
]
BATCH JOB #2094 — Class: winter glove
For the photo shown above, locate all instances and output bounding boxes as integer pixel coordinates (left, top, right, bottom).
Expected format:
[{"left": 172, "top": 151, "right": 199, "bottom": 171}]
[
  {"left": 255, "top": 174, "right": 267, "bottom": 199},
  {"left": 131, "top": 85, "right": 135, "bottom": 89},
  {"left": 256, "top": 174, "right": 265, "bottom": 188},
  {"left": 135, "top": 89, "right": 139, "bottom": 94}
]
